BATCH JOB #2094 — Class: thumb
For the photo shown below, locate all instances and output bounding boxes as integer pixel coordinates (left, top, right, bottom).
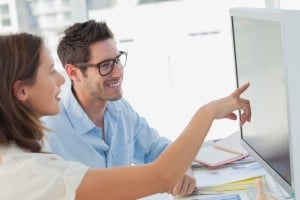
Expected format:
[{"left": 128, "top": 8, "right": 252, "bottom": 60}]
[{"left": 226, "top": 113, "right": 237, "bottom": 120}]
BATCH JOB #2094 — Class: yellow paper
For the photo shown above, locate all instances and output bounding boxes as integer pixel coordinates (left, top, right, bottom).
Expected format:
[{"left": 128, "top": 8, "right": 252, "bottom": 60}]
[{"left": 197, "top": 176, "right": 263, "bottom": 192}]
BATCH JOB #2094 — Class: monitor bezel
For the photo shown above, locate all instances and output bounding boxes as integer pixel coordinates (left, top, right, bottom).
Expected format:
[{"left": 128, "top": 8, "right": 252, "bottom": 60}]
[{"left": 230, "top": 7, "right": 300, "bottom": 197}]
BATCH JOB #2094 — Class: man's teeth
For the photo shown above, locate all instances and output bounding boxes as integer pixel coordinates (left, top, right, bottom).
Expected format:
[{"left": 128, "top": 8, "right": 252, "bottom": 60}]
[{"left": 107, "top": 82, "right": 120, "bottom": 87}]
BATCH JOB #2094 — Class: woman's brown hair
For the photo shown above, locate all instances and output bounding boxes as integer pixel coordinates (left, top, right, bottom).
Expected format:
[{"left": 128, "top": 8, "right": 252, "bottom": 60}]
[{"left": 0, "top": 33, "right": 44, "bottom": 152}]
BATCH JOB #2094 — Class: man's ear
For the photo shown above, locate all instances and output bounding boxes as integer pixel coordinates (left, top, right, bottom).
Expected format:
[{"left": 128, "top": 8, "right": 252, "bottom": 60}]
[
  {"left": 13, "top": 80, "right": 29, "bottom": 102},
  {"left": 65, "top": 64, "right": 81, "bottom": 82}
]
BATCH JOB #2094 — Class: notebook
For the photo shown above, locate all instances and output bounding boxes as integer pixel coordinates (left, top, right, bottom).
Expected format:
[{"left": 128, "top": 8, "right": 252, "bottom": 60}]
[{"left": 194, "top": 131, "right": 248, "bottom": 167}]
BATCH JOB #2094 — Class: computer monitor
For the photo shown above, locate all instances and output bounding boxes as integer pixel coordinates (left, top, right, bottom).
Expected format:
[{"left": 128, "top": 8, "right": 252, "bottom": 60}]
[{"left": 230, "top": 7, "right": 300, "bottom": 199}]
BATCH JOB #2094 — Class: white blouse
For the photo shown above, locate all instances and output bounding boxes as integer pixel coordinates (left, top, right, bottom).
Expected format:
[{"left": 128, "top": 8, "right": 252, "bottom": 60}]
[{"left": 0, "top": 143, "right": 88, "bottom": 200}]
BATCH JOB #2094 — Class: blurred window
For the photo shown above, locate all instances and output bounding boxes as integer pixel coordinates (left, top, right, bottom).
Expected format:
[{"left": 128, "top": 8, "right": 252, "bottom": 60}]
[
  {"left": 1, "top": 19, "right": 11, "bottom": 26},
  {"left": 0, "top": 4, "right": 9, "bottom": 14}
]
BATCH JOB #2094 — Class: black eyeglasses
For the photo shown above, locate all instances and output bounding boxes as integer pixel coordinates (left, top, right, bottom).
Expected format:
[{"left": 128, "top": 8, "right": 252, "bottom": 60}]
[{"left": 74, "top": 51, "right": 127, "bottom": 76}]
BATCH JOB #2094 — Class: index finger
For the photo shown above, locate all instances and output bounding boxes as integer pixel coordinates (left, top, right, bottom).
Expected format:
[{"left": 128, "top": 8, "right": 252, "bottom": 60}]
[{"left": 232, "top": 82, "right": 250, "bottom": 97}]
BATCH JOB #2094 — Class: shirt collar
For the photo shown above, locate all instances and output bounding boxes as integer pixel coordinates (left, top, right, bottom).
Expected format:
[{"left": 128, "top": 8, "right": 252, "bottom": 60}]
[
  {"left": 106, "top": 99, "right": 122, "bottom": 119},
  {"left": 62, "top": 87, "right": 122, "bottom": 135},
  {"left": 62, "top": 87, "right": 95, "bottom": 134}
]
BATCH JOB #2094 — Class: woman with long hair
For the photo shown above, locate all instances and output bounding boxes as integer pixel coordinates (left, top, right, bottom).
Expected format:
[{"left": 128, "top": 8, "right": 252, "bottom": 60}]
[{"left": 0, "top": 33, "right": 251, "bottom": 200}]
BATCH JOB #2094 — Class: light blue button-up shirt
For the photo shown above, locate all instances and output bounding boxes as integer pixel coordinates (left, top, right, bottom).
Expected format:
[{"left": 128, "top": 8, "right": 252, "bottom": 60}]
[{"left": 42, "top": 88, "right": 171, "bottom": 168}]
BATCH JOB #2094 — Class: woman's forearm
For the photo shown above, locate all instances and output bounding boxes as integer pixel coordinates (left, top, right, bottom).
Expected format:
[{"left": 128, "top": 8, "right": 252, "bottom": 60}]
[
  {"left": 151, "top": 105, "right": 214, "bottom": 191},
  {"left": 76, "top": 83, "right": 251, "bottom": 200}
]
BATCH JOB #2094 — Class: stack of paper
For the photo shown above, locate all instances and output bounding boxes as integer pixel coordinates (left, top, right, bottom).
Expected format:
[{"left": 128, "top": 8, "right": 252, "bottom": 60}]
[
  {"left": 213, "top": 132, "right": 248, "bottom": 156},
  {"left": 196, "top": 177, "right": 262, "bottom": 192},
  {"left": 194, "top": 162, "right": 267, "bottom": 189},
  {"left": 194, "top": 131, "right": 248, "bottom": 167}
]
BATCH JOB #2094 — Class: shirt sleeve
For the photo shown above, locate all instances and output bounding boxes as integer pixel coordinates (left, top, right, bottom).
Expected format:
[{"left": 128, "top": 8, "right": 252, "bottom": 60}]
[
  {"left": 0, "top": 153, "right": 89, "bottom": 200},
  {"left": 120, "top": 99, "right": 172, "bottom": 164},
  {"left": 133, "top": 115, "right": 171, "bottom": 164},
  {"left": 58, "top": 160, "right": 89, "bottom": 199}
]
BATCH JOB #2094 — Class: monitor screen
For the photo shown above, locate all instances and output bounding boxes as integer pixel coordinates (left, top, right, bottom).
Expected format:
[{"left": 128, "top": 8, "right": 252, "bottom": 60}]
[
  {"left": 231, "top": 7, "right": 300, "bottom": 199},
  {"left": 231, "top": 11, "right": 292, "bottom": 193}
]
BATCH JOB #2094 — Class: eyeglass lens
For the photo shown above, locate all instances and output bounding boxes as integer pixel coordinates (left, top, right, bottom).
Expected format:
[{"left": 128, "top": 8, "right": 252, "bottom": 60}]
[{"left": 99, "top": 52, "right": 127, "bottom": 76}]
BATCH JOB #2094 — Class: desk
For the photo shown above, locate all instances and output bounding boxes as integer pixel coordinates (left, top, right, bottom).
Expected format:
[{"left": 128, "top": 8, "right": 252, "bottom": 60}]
[
  {"left": 140, "top": 188, "right": 250, "bottom": 199},
  {"left": 140, "top": 139, "right": 289, "bottom": 200},
  {"left": 175, "top": 191, "right": 250, "bottom": 200},
  {"left": 140, "top": 165, "right": 291, "bottom": 200},
  {"left": 140, "top": 166, "right": 252, "bottom": 200},
  {"left": 140, "top": 187, "right": 249, "bottom": 199}
]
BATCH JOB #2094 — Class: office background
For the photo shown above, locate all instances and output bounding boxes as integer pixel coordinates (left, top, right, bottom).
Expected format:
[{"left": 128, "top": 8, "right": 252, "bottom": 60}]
[{"left": 0, "top": 0, "right": 298, "bottom": 141}]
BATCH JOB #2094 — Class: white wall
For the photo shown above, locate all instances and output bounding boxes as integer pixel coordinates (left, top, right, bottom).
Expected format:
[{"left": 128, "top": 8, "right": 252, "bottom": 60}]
[{"left": 89, "top": 0, "right": 265, "bottom": 141}]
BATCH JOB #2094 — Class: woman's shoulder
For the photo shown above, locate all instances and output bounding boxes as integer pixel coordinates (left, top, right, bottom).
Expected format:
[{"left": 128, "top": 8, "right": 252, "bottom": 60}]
[
  {"left": 1, "top": 143, "right": 88, "bottom": 173},
  {"left": 0, "top": 143, "right": 89, "bottom": 199}
]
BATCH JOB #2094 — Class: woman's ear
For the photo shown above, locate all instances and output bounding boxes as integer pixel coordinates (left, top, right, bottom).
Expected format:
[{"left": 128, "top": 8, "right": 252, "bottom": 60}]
[
  {"left": 65, "top": 64, "right": 81, "bottom": 82},
  {"left": 13, "top": 80, "right": 29, "bottom": 102}
]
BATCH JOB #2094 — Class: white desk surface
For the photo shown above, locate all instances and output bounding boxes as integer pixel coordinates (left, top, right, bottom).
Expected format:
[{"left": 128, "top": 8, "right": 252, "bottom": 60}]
[
  {"left": 140, "top": 139, "right": 286, "bottom": 200},
  {"left": 140, "top": 191, "right": 249, "bottom": 200}
]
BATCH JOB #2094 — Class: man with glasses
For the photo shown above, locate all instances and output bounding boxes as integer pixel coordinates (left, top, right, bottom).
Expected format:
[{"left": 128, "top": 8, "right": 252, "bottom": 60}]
[{"left": 42, "top": 20, "right": 196, "bottom": 196}]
